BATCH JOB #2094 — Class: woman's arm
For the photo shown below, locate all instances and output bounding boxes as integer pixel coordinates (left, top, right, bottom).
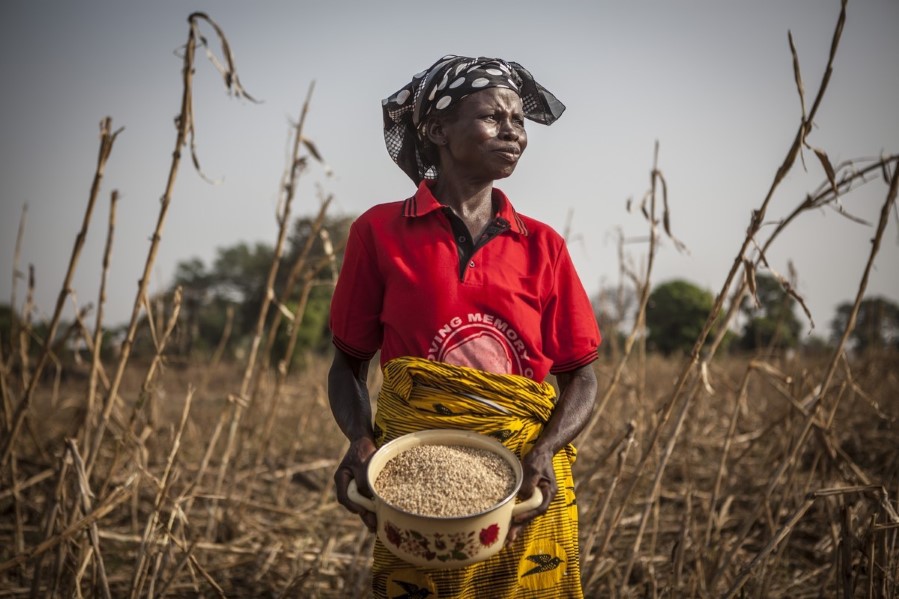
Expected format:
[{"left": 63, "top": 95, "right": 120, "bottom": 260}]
[
  {"left": 508, "top": 362, "right": 597, "bottom": 541},
  {"left": 328, "top": 347, "right": 378, "bottom": 531}
]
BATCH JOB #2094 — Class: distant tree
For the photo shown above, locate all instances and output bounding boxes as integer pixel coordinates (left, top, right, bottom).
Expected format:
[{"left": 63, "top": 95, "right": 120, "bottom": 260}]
[
  {"left": 830, "top": 296, "right": 899, "bottom": 352},
  {"left": 270, "top": 214, "right": 353, "bottom": 363},
  {"left": 211, "top": 241, "right": 275, "bottom": 322},
  {"left": 646, "top": 280, "right": 714, "bottom": 356},
  {"left": 738, "top": 273, "right": 802, "bottom": 352},
  {"left": 285, "top": 214, "right": 353, "bottom": 275},
  {"left": 800, "top": 333, "right": 831, "bottom": 357},
  {"left": 164, "top": 241, "right": 273, "bottom": 358},
  {"left": 171, "top": 257, "right": 212, "bottom": 355},
  {"left": 164, "top": 213, "right": 353, "bottom": 361},
  {"left": 270, "top": 284, "right": 334, "bottom": 364}
]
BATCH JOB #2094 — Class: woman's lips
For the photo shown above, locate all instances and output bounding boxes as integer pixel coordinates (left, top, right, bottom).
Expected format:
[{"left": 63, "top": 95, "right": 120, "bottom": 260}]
[{"left": 494, "top": 147, "right": 521, "bottom": 161}]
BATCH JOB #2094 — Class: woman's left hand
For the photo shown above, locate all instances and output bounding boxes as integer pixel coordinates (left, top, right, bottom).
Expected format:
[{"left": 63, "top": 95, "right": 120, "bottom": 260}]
[
  {"left": 506, "top": 446, "right": 557, "bottom": 545},
  {"left": 503, "top": 363, "right": 598, "bottom": 546}
]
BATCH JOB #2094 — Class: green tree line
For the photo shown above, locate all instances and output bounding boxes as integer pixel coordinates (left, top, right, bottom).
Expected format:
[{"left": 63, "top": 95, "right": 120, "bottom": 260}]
[
  {"left": 594, "top": 277, "right": 898, "bottom": 358},
  {"left": 2, "top": 222, "right": 897, "bottom": 368},
  {"left": 159, "top": 213, "right": 353, "bottom": 363},
  {"left": 1, "top": 214, "right": 352, "bottom": 371},
  {"left": 638, "top": 277, "right": 898, "bottom": 356}
]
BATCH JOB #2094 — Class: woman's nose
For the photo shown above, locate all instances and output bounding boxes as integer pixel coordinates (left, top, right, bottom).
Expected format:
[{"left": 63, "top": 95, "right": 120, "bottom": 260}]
[{"left": 500, "top": 119, "right": 519, "bottom": 140}]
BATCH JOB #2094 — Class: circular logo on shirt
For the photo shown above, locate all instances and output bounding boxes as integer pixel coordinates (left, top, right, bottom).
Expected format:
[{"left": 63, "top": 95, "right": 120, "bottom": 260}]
[{"left": 427, "top": 312, "right": 534, "bottom": 378}]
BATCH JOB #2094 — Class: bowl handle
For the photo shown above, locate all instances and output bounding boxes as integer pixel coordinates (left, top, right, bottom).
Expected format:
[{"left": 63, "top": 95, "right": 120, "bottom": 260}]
[
  {"left": 347, "top": 479, "right": 376, "bottom": 512},
  {"left": 511, "top": 488, "right": 543, "bottom": 517}
]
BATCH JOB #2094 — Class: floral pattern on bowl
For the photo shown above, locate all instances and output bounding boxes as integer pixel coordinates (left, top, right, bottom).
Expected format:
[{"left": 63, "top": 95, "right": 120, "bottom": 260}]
[{"left": 384, "top": 521, "right": 502, "bottom": 563}]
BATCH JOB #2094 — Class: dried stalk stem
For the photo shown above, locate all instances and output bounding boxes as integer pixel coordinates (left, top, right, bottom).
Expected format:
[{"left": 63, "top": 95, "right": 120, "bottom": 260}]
[
  {"left": 1, "top": 118, "right": 122, "bottom": 467},
  {"left": 82, "top": 191, "right": 118, "bottom": 451},
  {"left": 207, "top": 81, "right": 315, "bottom": 535},
  {"left": 582, "top": 141, "right": 666, "bottom": 441},
  {"left": 130, "top": 388, "right": 194, "bottom": 598},
  {"left": 84, "top": 12, "right": 254, "bottom": 476},
  {"left": 5, "top": 202, "right": 28, "bottom": 373},
  {"left": 0, "top": 474, "right": 136, "bottom": 574},
  {"left": 65, "top": 438, "right": 112, "bottom": 599}
]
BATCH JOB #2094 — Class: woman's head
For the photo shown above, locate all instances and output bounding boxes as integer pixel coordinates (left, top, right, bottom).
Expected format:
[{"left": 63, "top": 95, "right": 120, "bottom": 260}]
[
  {"left": 382, "top": 55, "right": 565, "bottom": 183},
  {"left": 423, "top": 87, "right": 528, "bottom": 183}
]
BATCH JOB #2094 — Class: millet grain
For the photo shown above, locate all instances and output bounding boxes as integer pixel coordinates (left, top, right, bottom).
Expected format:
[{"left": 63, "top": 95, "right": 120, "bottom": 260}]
[{"left": 374, "top": 444, "right": 516, "bottom": 517}]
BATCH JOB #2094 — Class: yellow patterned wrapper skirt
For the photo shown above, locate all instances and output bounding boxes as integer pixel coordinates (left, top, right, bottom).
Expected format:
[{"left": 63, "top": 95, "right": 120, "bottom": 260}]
[{"left": 370, "top": 356, "right": 584, "bottom": 599}]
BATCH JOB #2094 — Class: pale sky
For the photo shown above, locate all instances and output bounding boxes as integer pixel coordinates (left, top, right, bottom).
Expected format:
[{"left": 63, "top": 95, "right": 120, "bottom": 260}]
[{"left": 1, "top": 0, "right": 897, "bottom": 339}]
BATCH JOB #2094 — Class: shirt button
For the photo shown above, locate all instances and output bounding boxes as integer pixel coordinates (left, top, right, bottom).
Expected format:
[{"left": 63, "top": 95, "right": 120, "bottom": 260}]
[
  {"left": 458, "top": 236, "right": 466, "bottom": 243},
  {"left": 469, "top": 260, "right": 476, "bottom": 268}
]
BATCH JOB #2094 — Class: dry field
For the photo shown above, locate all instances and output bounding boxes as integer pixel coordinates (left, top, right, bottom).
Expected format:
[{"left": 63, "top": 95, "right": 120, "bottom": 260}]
[
  {"left": 1, "top": 351, "right": 897, "bottom": 597},
  {"left": 2, "top": 4, "right": 899, "bottom": 597}
]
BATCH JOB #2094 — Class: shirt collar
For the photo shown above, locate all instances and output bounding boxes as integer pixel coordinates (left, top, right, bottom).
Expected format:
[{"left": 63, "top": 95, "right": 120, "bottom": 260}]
[{"left": 403, "top": 179, "right": 529, "bottom": 236}]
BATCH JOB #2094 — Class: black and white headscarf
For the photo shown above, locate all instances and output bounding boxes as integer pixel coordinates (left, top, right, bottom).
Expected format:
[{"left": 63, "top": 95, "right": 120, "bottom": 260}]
[{"left": 382, "top": 55, "right": 566, "bottom": 183}]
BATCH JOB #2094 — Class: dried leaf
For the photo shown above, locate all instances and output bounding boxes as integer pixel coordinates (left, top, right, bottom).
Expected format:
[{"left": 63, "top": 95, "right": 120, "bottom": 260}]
[
  {"left": 743, "top": 259, "right": 759, "bottom": 308},
  {"left": 656, "top": 170, "right": 688, "bottom": 253},
  {"left": 320, "top": 229, "right": 338, "bottom": 281},
  {"left": 302, "top": 138, "right": 323, "bottom": 163},
  {"left": 700, "top": 361, "right": 715, "bottom": 395},
  {"left": 274, "top": 299, "right": 295, "bottom": 323},
  {"left": 302, "top": 138, "right": 333, "bottom": 176},
  {"left": 828, "top": 201, "right": 872, "bottom": 226},
  {"left": 771, "top": 267, "right": 815, "bottom": 329},
  {"left": 788, "top": 30, "right": 807, "bottom": 130},
  {"left": 750, "top": 360, "right": 792, "bottom": 385},
  {"left": 189, "top": 12, "right": 258, "bottom": 103},
  {"left": 812, "top": 147, "right": 838, "bottom": 196},
  {"left": 293, "top": 156, "right": 309, "bottom": 174}
]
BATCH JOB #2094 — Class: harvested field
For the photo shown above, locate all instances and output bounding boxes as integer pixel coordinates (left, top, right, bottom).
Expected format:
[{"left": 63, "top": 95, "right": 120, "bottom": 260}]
[{"left": 1, "top": 352, "right": 897, "bottom": 597}]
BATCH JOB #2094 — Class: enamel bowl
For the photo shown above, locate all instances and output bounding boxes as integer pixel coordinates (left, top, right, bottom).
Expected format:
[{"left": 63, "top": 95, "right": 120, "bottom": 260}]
[{"left": 347, "top": 428, "right": 542, "bottom": 568}]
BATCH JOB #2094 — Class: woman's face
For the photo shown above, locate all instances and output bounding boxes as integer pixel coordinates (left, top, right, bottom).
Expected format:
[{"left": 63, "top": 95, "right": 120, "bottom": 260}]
[{"left": 432, "top": 87, "right": 528, "bottom": 182}]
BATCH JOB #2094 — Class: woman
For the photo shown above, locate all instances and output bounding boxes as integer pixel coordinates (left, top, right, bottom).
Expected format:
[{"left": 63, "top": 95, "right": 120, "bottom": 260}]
[{"left": 328, "top": 55, "right": 600, "bottom": 598}]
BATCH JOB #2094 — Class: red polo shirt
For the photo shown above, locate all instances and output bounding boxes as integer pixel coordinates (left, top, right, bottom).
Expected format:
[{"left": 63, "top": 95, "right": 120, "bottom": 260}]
[{"left": 329, "top": 180, "right": 600, "bottom": 382}]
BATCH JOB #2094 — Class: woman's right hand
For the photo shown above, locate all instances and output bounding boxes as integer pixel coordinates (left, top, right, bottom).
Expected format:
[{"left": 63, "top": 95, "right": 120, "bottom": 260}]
[{"left": 333, "top": 436, "right": 379, "bottom": 531}]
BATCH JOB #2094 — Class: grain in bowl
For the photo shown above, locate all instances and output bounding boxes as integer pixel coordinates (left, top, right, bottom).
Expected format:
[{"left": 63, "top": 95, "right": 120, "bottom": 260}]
[{"left": 374, "top": 444, "right": 516, "bottom": 517}]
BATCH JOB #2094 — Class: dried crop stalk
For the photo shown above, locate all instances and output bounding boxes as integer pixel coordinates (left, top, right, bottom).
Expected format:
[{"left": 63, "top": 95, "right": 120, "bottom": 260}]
[
  {"left": 1, "top": 118, "right": 122, "bottom": 468},
  {"left": 65, "top": 438, "right": 112, "bottom": 599},
  {"left": 590, "top": 3, "right": 852, "bottom": 592},
  {"left": 0, "top": 474, "right": 136, "bottom": 575},
  {"left": 252, "top": 196, "right": 335, "bottom": 472},
  {"left": 84, "top": 12, "right": 255, "bottom": 477},
  {"left": 2, "top": 203, "right": 28, "bottom": 417},
  {"left": 703, "top": 364, "right": 751, "bottom": 551},
  {"left": 207, "top": 82, "right": 316, "bottom": 536},
  {"left": 257, "top": 253, "right": 342, "bottom": 466},
  {"left": 129, "top": 387, "right": 194, "bottom": 597},
  {"left": 620, "top": 373, "right": 705, "bottom": 590},
  {"left": 82, "top": 191, "right": 118, "bottom": 451},
  {"left": 716, "top": 153, "right": 898, "bottom": 596},
  {"left": 581, "top": 423, "right": 635, "bottom": 581},
  {"left": 582, "top": 141, "right": 670, "bottom": 441}
]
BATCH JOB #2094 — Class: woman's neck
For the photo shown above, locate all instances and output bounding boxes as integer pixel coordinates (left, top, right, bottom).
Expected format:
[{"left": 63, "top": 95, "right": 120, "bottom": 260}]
[{"left": 431, "top": 177, "right": 495, "bottom": 238}]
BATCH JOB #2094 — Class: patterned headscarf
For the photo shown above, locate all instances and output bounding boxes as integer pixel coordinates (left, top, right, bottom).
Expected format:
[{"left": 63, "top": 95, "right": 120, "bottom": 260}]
[{"left": 382, "top": 55, "right": 566, "bottom": 183}]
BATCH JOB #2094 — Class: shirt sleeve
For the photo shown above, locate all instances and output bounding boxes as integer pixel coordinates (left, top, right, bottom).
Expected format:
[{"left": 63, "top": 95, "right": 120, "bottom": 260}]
[
  {"left": 542, "top": 242, "right": 601, "bottom": 374},
  {"left": 329, "top": 219, "right": 384, "bottom": 359}
]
